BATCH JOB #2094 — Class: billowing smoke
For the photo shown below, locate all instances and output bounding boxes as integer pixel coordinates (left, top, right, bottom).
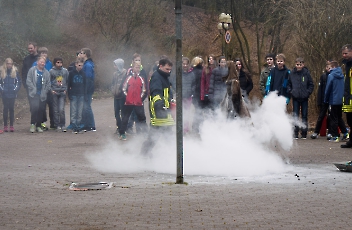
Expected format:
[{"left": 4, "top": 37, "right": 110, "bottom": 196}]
[{"left": 86, "top": 92, "right": 294, "bottom": 177}]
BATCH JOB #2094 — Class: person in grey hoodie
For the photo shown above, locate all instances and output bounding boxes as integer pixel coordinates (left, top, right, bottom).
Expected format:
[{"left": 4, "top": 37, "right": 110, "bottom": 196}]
[
  {"left": 49, "top": 57, "right": 69, "bottom": 132},
  {"left": 324, "top": 61, "right": 346, "bottom": 142},
  {"left": 26, "top": 56, "right": 51, "bottom": 133},
  {"left": 111, "top": 58, "right": 126, "bottom": 134}
]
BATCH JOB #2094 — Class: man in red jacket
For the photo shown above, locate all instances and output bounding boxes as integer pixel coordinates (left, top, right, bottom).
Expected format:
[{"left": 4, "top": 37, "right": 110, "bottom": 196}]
[{"left": 118, "top": 62, "right": 148, "bottom": 140}]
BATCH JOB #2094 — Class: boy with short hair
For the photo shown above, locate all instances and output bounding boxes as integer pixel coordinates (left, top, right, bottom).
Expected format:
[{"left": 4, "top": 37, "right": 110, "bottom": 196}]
[
  {"left": 324, "top": 61, "right": 346, "bottom": 142},
  {"left": 265, "top": 53, "right": 291, "bottom": 104},
  {"left": 260, "top": 53, "right": 275, "bottom": 97},
  {"left": 50, "top": 57, "right": 69, "bottom": 132},
  {"left": 287, "top": 57, "right": 314, "bottom": 139},
  {"left": 67, "top": 58, "right": 86, "bottom": 134}
]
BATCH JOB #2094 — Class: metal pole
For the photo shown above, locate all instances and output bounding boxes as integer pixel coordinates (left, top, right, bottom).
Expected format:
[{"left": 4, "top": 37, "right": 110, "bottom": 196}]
[{"left": 175, "top": 0, "right": 184, "bottom": 184}]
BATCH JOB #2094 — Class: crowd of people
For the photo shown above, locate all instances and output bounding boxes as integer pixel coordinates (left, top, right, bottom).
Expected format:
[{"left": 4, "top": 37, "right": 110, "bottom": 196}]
[{"left": 1, "top": 42, "right": 352, "bottom": 151}]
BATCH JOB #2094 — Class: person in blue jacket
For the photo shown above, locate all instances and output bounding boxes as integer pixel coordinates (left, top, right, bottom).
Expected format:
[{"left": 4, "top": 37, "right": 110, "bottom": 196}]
[
  {"left": 0, "top": 58, "right": 21, "bottom": 132},
  {"left": 324, "top": 61, "right": 346, "bottom": 142}
]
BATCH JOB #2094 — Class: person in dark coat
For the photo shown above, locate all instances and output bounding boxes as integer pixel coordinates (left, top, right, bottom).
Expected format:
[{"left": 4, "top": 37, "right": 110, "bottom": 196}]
[
  {"left": 190, "top": 56, "right": 204, "bottom": 134},
  {"left": 324, "top": 61, "right": 347, "bottom": 142},
  {"left": 265, "top": 53, "right": 291, "bottom": 104},
  {"left": 208, "top": 56, "right": 228, "bottom": 110},
  {"left": 235, "top": 58, "right": 253, "bottom": 103},
  {"left": 0, "top": 58, "right": 21, "bottom": 132},
  {"left": 141, "top": 57, "right": 174, "bottom": 157},
  {"left": 287, "top": 57, "right": 314, "bottom": 139},
  {"left": 182, "top": 57, "right": 195, "bottom": 134}
]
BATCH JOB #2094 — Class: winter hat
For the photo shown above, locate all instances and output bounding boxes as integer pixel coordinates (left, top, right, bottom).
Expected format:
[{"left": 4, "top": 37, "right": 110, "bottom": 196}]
[{"left": 114, "top": 58, "right": 125, "bottom": 73}]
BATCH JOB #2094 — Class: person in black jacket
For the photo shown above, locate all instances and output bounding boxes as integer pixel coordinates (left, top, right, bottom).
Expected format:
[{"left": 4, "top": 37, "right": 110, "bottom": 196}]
[
  {"left": 235, "top": 58, "right": 253, "bottom": 103},
  {"left": 208, "top": 56, "right": 228, "bottom": 110},
  {"left": 311, "top": 62, "right": 331, "bottom": 139},
  {"left": 265, "top": 53, "right": 291, "bottom": 104},
  {"left": 182, "top": 57, "right": 195, "bottom": 134},
  {"left": 141, "top": 57, "right": 174, "bottom": 157},
  {"left": 0, "top": 58, "right": 21, "bottom": 132},
  {"left": 287, "top": 58, "right": 314, "bottom": 139}
]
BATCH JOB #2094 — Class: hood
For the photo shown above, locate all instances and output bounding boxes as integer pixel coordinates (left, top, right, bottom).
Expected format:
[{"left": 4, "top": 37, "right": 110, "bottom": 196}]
[
  {"left": 330, "top": 67, "right": 344, "bottom": 79},
  {"left": 114, "top": 58, "right": 125, "bottom": 73}
]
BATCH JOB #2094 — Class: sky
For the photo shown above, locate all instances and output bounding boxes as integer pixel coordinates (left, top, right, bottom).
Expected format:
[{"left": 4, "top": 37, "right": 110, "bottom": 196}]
[{"left": 86, "top": 92, "right": 295, "bottom": 177}]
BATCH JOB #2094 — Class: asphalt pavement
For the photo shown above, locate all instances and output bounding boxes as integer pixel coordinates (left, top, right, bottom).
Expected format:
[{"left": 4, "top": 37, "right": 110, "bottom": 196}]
[{"left": 1, "top": 97, "right": 352, "bottom": 230}]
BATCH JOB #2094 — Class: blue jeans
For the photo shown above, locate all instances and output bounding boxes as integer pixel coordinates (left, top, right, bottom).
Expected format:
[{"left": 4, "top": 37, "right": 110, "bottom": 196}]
[
  {"left": 52, "top": 92, "right": 66, "bottom": 127},
  {"left": 293, "top": 99, "right": 308, "bottom": 136},
  {"left": 70, "top": 95, "right": 84, "bottom": 130},
  {"left": 82, "top": 94, "right": 95, "bottom": 129},
  {"left": 114, "top": 98, "right": 124, "bottom": 128}
]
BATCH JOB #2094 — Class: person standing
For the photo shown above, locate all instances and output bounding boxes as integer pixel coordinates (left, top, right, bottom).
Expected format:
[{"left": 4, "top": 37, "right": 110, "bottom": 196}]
[
  {"left": 32, "top": 47, "right": 54, "bottom": 130},
  {"left": 325, "top": 61, "right": 345, "bottom": 142},
  {"left": 235, "top": 58, "right": 253, "bottom": 103},
  {"left": 0, "top": 58, "right": 21, "bottom": 132},
  {"left": 126, "top": 53, "right": 148, "bottom": 134},
  {"left": 118, "top": 62, "right": 147, "bottom": 140},
  {"left": 80, "top": 48, "right": 96, "bottom": 132},
  {"left": 111, "top": 58, "right": 127, "bottom": 134},
  {"left": 259, "top": 53, "right": 276, "bottom": 97},
  {"left": 141, "top": 58, "right": 174, "bottom": 156},
  {"left": 181, "top": 57, "right": 195, "bottom": 134},
  {"left": 208, "top": 56, "right": 228, "bottom": 110},
  {"left": 26, "top": 56, "right": 51, "bottom": 133},
  {"left": 67, "top": 58, "right": 86, "bottom": 134},
  {"left": 200, "top": 55, "right": 216, "bottom": 111},
  {"left": 265, "top": 53, "right": 291, "bottom": 104},
  {"left": 190, "top": 56, "right": 204, "bottom": 134},
  {"left": 341, "top": 44, "right": 352, "bottom": 148},
  {"left": 50, "top": 57, "right": 69, "bottom": 132},
  {"left": 287, "top": 58, "right": 314, "bottom": 139},
  {"left": 22, "top": 42, "right": 39, "bottom": 93}
]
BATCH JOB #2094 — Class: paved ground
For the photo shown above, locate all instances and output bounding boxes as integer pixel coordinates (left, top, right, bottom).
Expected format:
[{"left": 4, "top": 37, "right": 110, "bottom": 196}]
[{"left": 1, "top": 97, "right": 352, "bottom": 230}]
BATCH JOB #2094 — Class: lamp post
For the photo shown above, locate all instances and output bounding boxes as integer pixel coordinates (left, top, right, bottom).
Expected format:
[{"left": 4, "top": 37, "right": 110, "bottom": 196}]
[{"left": 217, "top": 13, "right": 232, "bottom": 57}]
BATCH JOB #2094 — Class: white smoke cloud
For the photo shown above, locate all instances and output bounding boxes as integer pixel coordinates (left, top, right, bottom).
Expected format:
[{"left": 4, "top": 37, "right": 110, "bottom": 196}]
[{"left": 86, "top": 92, "right": 295, "bottom": 177}]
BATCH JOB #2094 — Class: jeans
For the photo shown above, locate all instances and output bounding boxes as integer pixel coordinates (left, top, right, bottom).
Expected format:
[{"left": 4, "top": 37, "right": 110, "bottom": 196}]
[
  {"left": 70, "top": 95, "right": 84, "bottom": 131},
  {"left": 2, "top": 97, "right": 15, "bottom": 126},
  {"left": 52, "top": 92, "right": 66, "bottom": 127},
  {"left": 119, "top": 105, "right": 147, "bottom": 135},
  {"left": 29, "top": 95, "right": 46, "bottom": 127},
  {"left": 43, "top": 91, "right": 54, "bottom": 127},
  {"left": 82, "top": 94, "right": 95, "bottom": 129},
  {"left": 293, "top": 99, "right": 308, "bottom": 136},
  {"left": 114, "top": 98, "right": 124, "bottom": 128}
]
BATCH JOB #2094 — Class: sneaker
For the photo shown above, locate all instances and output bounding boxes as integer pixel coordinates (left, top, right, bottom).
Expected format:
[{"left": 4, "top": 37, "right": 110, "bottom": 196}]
[
  {"left": 329, "top": 136, "right": 339, "bottom": 142},
  {"left": 30, "top": 124, "right": 36, "bottom": 133},
  {"left": 119, "top": 134, "right": 127, "bottom": 141},
  {"left": 341, "top": 142, "right": 352, "bottom": 148},
  {"left": 327, "top": 133, "right": 332, "bottom": 140},
  {"left": 342, "top": 133, "right": 349, "bottom": 141},
  {"left": 72, "top": 130, "right": 78, "bottom": 134},
  {"left": 37, "top": 127, "right": 43, "bottom": 133},
  {"left": 301, "top": 136, "right": 307, "bottom": 140},
  {"left": 62, "top": 127, "right": 67, "bottom": 132},
  {"left": 78, "top": 130, "right": 85, "bottom": 134},
  {"left": 310, "top": 133, "right": 318, "bottom": 139},
  {"left": 4, "top": 126, "right": 8, "bottom": 132},
  {"left": 294, "top": 135, "right": 299, "bottom": 140},
  {"left": 10, "top": 126, "right": 14, "bottom": 132},
  {"left": 125, "top": 129, "right": 134, "bottom": 135},
  {"left": 56, "top": 127, "right": 62, "bottom": 132},
  {"left": 41, "top": 122, "right": 48, "bottom": 131}
]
